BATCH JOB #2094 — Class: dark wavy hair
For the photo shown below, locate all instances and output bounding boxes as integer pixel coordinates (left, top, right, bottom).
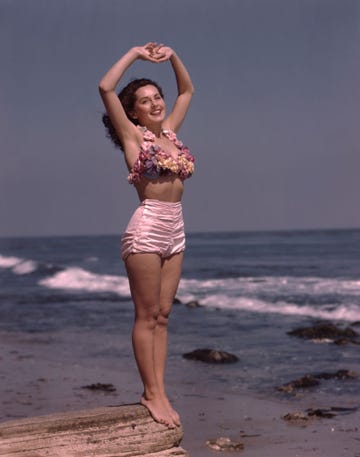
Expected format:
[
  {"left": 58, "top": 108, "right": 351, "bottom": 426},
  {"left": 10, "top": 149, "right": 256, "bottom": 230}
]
[{"left": 102, "top": 78, "right": 164, "bottom": 150}]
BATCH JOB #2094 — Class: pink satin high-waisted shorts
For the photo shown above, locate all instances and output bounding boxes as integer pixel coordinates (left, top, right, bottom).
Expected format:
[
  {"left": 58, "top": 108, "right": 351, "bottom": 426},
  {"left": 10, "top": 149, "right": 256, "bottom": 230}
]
[{"left": 121, "top": 199, "right": 185, "bottom": 261}]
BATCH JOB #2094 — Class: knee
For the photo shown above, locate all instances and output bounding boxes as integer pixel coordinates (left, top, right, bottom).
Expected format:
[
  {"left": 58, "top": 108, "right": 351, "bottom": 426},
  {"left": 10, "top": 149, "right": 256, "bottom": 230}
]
[
  {"left": 158, "top": 308, "right": 170, "bottom": 327},
  {"left": 134, "top": 306, "right": 160, "bottom": 330}
]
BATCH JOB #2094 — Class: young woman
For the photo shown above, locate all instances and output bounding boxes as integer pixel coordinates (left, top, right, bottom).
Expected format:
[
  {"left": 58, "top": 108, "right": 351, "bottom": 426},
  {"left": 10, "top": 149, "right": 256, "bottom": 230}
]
[{"left": 99, "top": 43, "right": 194, "bottom": 429}]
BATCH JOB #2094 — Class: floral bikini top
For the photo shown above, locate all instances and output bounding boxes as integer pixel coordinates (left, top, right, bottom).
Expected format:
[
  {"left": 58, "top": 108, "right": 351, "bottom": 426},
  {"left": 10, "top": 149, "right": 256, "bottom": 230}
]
[{"left": 127, "top": 126, "right": 195, "bottom": 184}]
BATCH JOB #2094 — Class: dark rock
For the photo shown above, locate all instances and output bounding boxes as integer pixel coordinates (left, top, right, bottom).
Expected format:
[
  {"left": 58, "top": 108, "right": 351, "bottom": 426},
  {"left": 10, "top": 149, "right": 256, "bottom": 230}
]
[
  {"left": 283, "top": 405, "right": 359, "bottom": 426},
  {"left": 306, "top": 408, "right": 336, "bottom": 418},
  {"left": 330, "top": 406, "right": 358, "bottom": 415},
  {"left": 314, "top": 369, "right": 358, "bottom": 380},
  {"left": 185, "top": 300, "right": 202, "bottom": 308},
  {"left": 206, "top": 437, "right": 244, "bottom": 451},
  {"left": 334, "top": 338, "right": 360, "bottom": 346},
  {"left": 81, "top": 383, "right": 116, "bottom": 392},
  {"left": 282, "top": 412, "right": 312, "bottom": 425},
  {"left": 283, "top": 408, "right": 336, "bottom": 425},
  {"left": 239, "top": 433, "right": 261, "bottom": 438},
  {"left": 288, "top": 323, "right": 358, "bottom": 341},
  {"left": 182, "top": 348, "right": 238, "bottom": 364},
  {"left": 297, "top": 323, "right": 358, "bottom": 339},
  {"left": 277, "top": 374, "right": 320, "bottom": 393},
  {"left": 277, "top": 369, "right": 358, "bottom": 394}
]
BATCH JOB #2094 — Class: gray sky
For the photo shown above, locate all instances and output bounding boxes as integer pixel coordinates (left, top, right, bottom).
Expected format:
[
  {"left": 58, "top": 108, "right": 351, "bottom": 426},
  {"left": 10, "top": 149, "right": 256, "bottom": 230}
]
[{"left": 1, "top": 0, "right": 359, "bottom": 237}]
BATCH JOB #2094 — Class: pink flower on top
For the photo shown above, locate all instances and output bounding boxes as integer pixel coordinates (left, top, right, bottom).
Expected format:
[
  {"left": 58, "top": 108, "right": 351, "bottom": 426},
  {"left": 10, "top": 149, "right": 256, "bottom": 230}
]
[{"left": 127, "top": 126, "right": 195, "bottom": 184}]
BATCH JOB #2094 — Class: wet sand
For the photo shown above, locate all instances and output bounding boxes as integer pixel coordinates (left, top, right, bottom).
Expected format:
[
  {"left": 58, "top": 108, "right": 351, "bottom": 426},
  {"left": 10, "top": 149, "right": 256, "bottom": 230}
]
[{"left": 1, "top": 331, "right": 359, "bottom": 457}]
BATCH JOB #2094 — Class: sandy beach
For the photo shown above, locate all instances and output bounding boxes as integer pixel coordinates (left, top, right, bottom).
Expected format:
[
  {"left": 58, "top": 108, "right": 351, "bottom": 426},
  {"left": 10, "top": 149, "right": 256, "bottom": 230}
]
[
  {"left": 1, "top": 230, "right": 359, "bottom": 456},
  {"left": 1, "top": 330, "right": 359, "bottom": 457}
]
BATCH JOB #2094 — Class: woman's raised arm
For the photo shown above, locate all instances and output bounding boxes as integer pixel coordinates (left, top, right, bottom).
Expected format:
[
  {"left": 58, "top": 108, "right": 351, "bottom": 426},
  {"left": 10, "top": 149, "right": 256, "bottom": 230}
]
[
  {"left": 160, "top": 48, "right": 195, "bottom": 133},
  {"left": 98, "top": 44, "right": 159, "bottom": 144}
]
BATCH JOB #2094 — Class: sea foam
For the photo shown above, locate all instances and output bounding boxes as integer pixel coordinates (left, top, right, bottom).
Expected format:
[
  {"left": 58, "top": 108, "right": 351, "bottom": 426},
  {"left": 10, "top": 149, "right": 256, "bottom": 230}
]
[
  {"left": 37, "top": 265, "right": 360, "bottom": 321},
  {"left": 39, "top": 267, "right": 131, "bottom": 296},
  {"left": 179, "top": 276, "right": 360, "bottom": 297},
  {"left": 198, "top": 294, "right": 360, "bottom": 321},
  {"left": 0, "top": 254, "right": 38, "bottom": 275}
]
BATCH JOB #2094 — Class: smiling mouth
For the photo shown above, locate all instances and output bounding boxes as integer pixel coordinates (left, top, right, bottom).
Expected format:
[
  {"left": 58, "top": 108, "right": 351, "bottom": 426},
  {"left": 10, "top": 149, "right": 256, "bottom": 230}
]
[{"left": 151, "top": 109, "right": 162, "bottom": 115}]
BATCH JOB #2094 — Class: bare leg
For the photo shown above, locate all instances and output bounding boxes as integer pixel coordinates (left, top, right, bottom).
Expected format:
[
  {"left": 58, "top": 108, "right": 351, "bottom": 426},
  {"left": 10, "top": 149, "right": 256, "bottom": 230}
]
[
  {"left": 155, "top": 252, "right": 183, "bottom": 426},
  {"left": 125, "top": 253, "right": 175, "bottom": 428}
]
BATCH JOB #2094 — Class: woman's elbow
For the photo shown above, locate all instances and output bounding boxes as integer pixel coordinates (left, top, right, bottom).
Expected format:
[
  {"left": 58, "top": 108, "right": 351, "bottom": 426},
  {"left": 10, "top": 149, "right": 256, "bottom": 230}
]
[
  {"left": 183, "top": 84, "right": 195, "bottom": 98},
  {"left": 98, "top": 79, "right": 112, "bottom": 94},
  {"left": 187, "top": 81, "right": 195, "bottom": 95}
]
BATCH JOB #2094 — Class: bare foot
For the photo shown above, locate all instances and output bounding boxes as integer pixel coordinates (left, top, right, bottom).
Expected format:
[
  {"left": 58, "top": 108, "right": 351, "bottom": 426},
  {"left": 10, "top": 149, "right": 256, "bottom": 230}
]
[
  {"left": 162, "top": 394, "right": 181, "bottom": 426},
  {"left": 140, "top": 395, "right": 175, "bottom": 429}
]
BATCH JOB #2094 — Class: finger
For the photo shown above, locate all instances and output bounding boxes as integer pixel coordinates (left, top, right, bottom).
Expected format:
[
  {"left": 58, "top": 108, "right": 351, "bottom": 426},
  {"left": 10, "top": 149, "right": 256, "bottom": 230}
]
[
  {"left": 144, "top": 42, "right": 157, "bottom": 54},
  {"left": 146, "top": 54, "right": 163, "bottom": 63},
  {"left": 152, "top": 56, "right": 168, "bottom": 63},
  {"left": 153, "top": 46, "right": 166, "bottom": 56},
  {"left": 153, "top": 51, "right": 166, "bottom": 58},
  {"left": 144, "top": 42, "right": 155, "bottom": 50},
  {"left": 152, "top": 43, "right": 164, "bottom": 53}
]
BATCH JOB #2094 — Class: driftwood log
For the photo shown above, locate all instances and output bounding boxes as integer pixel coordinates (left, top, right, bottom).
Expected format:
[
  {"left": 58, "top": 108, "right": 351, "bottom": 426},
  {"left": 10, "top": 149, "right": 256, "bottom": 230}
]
[{"left": 0, "top": 404, "right": 188, "bottom": 457}]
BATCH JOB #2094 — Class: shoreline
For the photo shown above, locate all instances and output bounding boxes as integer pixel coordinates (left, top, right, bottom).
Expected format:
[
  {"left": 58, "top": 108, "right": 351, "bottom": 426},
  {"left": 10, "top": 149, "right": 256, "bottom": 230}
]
[
  {"left": 1, "top": 331, "right": 359, "bottom": 456},
  {"left": 180, "top": 391, "right": 360, "bottom": 457}
]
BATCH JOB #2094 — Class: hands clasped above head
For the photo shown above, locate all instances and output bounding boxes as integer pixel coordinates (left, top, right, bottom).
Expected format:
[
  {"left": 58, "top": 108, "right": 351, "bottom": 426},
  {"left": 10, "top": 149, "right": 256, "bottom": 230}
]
[{"left": 136, "top": 42, "right": 173, "bottom": 63}]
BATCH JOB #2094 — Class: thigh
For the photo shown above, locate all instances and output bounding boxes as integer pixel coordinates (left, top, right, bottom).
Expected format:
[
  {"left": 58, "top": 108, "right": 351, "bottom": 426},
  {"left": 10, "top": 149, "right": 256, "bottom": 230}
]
[
  {"left": 125, "top": 253, "right": 162, "bottom": 319},
  {"left": 160, "top": 252, "right": 184, "bottom": 315}
]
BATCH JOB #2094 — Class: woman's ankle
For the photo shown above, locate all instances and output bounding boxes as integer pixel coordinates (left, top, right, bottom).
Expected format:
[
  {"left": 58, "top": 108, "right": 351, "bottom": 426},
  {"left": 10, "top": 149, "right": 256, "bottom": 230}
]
[{"left": 142, "top": 388, "right": 161, "bottom": 401}]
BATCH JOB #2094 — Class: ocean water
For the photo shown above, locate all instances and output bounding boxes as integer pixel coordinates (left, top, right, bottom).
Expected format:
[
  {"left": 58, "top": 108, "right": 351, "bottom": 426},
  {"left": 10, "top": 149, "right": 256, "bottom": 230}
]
[{"left": 0, "top": 229, "right": 359, "bottom": 402}]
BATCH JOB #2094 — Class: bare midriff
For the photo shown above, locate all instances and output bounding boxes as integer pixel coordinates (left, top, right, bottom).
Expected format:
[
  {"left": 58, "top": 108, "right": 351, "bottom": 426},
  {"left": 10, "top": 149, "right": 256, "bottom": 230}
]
[{"left": 134, "top": 175, "right": 184, "bottom": 203}]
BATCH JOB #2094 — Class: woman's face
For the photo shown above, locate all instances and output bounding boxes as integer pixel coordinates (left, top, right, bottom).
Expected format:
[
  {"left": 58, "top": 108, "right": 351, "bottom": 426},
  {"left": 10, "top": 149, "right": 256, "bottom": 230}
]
[{"left": 132, "top": 85, "right": 166, "bottom": 126}]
